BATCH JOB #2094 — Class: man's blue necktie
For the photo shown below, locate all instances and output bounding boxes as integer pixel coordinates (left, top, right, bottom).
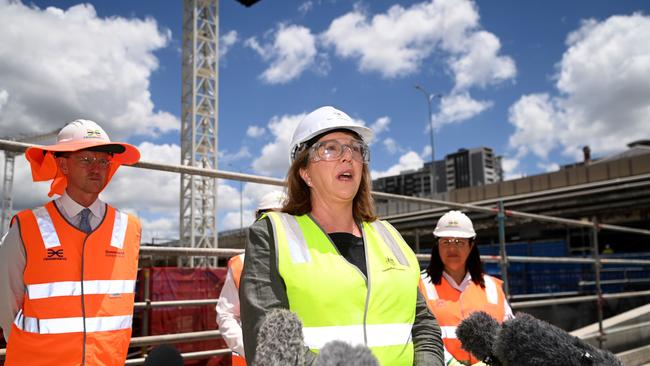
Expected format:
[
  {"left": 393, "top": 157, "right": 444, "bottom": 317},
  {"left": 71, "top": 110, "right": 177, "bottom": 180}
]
[{"left": 79, "top": 208, "right": 92, "bottom": 233}]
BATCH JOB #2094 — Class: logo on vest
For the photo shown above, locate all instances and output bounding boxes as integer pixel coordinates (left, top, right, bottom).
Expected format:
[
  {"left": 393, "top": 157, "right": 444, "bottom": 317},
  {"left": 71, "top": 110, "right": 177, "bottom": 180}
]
[
  {"left": 45, "top": 248, "right": 66, "bottom": 261},
  {"left": 105, "top": 249, "right": 125, "bottom": 257},
  {"left": 383, "top": 256, "right": 403, "bottom": 271}
]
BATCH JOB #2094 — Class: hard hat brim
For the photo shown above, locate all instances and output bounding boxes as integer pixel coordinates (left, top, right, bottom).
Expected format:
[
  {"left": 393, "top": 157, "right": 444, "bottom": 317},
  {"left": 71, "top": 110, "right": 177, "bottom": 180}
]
[{"left": 433, "top": 229, "right": 476, "bottom": 238}]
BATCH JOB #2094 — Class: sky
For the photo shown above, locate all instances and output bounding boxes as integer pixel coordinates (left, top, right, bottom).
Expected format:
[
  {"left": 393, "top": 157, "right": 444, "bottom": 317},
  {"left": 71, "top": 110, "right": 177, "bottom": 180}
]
[{"left": 1, "top": 0, "right": 649, "bottom": 242}]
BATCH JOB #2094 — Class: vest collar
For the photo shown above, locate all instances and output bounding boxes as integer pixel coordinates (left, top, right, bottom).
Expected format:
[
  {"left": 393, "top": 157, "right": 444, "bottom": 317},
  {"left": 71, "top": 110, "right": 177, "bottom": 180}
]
[{"left": 57, "top": 191, "right": 104, "bottom": 219}]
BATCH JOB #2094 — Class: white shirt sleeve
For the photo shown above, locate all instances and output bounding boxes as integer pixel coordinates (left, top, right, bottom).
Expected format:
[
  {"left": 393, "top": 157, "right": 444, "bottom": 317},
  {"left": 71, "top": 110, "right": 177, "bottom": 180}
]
[
  {"left": 504, "top": 299, "right": 515, "bottom": 320},
  {"left": 0, "top": 223, "right": 26, "bottom": 342},
  {"left": 216, "top": 267, "right": 245, "bottom": 356}
]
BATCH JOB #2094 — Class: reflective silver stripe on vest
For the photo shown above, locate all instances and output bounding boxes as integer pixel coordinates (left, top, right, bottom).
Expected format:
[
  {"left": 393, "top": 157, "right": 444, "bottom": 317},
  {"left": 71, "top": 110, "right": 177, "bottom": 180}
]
[
  {"left": 33, "top": 206, "right": 60, "bottom": 249},
  {"left": 369, "top": 221, "right": 408, "bottom": 266},
  {"left": 484, "top": 276, "right": 499, "bottom": 304},
  {"left": 421, "top": 272, "right": 439, "bottom": 300},
  {"left": 111, "top": 211, "right": 128, "bottom": 249},
  {"left": 302, "top": 323, "right": 412, "bottom": 349},
  {"left": 270, "top": 213, "right": 311, "bottom": 264},
  {"left": 13, "top": 309, "right": 132, "bottom": 334},
  {"left": 27, "top": 280, "right": 136, "bottom": 300}
]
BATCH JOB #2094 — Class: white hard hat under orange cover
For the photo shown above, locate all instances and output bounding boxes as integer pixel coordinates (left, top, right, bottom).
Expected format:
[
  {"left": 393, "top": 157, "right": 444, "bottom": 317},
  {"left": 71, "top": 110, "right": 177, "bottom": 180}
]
[
  {"left": 433, "top": 210, "right": 476, "bottom": 238},
  {"left": 290, "top": 106, "right": 373, "bottom": 161},
  {"left": 25, "top": 119, "right": 140, "bottom": 197}
]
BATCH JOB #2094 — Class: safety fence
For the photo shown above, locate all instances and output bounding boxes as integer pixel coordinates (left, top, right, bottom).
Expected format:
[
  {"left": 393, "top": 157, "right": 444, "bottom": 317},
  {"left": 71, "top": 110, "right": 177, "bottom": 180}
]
[{"left": 1, "top": 139, "right": 649, "bottom": 363}]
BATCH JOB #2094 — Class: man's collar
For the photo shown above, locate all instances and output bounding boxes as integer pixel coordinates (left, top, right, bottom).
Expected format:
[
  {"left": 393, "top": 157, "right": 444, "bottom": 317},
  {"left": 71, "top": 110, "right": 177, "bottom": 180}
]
[{"left": 58, "top": 191, "right": 103, "bottom": 218}]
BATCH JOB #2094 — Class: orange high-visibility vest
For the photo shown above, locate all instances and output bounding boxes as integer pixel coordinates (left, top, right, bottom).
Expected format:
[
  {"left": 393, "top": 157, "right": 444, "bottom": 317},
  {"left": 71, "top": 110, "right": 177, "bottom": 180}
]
[
  {"left": 228, "top": 253, "right": 244, "bottom": 290},
  {"left": 5, "top": 201, "right": 141, "bottom": 366},
  {"left": 226, "top": 253, "right": 247, "bottom": 366},
  {"left": 419, "top": 273, "right": 506, "bottom": 365}
]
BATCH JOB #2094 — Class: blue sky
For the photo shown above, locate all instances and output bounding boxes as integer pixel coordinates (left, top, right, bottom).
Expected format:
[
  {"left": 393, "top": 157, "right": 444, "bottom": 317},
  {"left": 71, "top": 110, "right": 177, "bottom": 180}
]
[{"left": 1, "top": 0, "right": 649, "bottom": 240}]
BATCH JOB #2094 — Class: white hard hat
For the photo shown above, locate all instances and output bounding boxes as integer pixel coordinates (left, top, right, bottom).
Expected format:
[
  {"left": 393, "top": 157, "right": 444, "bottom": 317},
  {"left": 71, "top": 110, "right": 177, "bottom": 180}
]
[
  {"left": 256, "top": 190, "right": 286, "bottom": 213},
  {"left": 290, "top": 106, "right": 373, "bottom": 161},
  {"left": 433, "top": 210, "right": 476, "bottom": 238}
]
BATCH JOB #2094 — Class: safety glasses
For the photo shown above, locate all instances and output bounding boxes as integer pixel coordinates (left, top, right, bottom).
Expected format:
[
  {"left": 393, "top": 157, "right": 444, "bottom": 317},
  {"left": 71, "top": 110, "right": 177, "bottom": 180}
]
[{"left": 309, "top": 139, "right": 370, "bottom": 163}]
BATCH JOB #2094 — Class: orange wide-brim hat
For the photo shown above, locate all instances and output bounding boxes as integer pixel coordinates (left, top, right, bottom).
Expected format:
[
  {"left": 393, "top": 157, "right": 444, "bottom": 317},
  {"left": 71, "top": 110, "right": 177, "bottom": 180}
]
[{"left": 25, "top": 119, "right": 141, "bottom": 197}]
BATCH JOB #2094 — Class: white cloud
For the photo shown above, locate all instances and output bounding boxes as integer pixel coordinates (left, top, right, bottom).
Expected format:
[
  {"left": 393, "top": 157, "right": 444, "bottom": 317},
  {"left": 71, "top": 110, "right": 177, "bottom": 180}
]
[
  {"left": 251, "top": 113, "right": 306, "bottom": 176},
  {"left": 371, "top": 151, "right": 424, "bottom": 178},
  {"left": 501, "top": 157, "right": 523, "bottom": 180},
  {"left": 432, "top": 92, "right": 493, "bottom": 126},
  {"left": 321, "top": 0, "right": 515, "bottom": 89},
  {"left": 508, "top": 13, "right": 650, "bottom": 162},
  {"left": 0, "top": 2, "right": 178, "bottom": 139},
  {"left": 449, "top": 30, "right": 516, "bottom": 91},
  {"left": 508, "top": 93, "right": 558, "bottom": 159},
  {"left": 370, "top": 116, "right": 391, "bottom": 135},
  {"left": 421, "top": 145, "right": 432, "bottom": 159},
  {"left": 220, "top": 30, "right": 238, "bottom": 59},
  {"left": 245, "top": 24, "right": 318, "bottom": 84},
  {"left": 246, "top": 125, "right": 266, "bottom": 138},
  {"left": 298, "top": 1, "right": 314, "bottom": 15},
  {"left": 220, "top": 146, "right": 252, "bottom": 164},
  {"left": 383, "top": 138, "right": 399, "bottom": 154},
  {"left": 537, "top": 162, "right": 559, "bottom": 172}
]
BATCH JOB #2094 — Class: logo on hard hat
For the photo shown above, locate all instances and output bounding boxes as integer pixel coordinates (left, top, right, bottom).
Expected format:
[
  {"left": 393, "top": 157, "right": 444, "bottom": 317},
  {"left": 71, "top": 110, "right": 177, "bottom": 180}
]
[
  {"left": 447, "top": 219, "right": 460, "bottom": 227},
  {"left": 85, "top": 129, "right": 103, "bottom": 139}
]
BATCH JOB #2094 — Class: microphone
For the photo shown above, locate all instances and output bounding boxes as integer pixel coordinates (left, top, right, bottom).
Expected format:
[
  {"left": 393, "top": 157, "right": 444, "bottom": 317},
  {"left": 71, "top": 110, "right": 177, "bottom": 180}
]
[
  {"left": 495, "top": 313, "right": 622, "bottom": 366},
  {"left": 144, "top": 344, "right": 183, "bottom": 366},
  {"left": 315, "top": 340, "right": 379, "bottom": 366},
  {"left": 254, "top": 308, "right": 306, "bottom": 366},
  {"left": 456, "top": 311, "right": 502, "bottom": 365}
]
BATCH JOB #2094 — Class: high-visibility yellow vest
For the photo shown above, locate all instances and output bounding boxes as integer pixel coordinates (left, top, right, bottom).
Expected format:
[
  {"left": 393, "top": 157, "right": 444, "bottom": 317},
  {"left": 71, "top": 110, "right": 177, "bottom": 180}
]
[
  {"left": 267, "top": 212, "right": 420, "bottom": 366},
  {"left": 6, "top": 201, "right": 140, "bottom": 366}
]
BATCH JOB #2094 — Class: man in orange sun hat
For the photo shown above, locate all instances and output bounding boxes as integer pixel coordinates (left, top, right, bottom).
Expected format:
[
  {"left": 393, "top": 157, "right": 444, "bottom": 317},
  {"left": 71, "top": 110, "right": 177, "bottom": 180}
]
[{"left": 0, "top": 119, "right": 142, "bottom": 366}]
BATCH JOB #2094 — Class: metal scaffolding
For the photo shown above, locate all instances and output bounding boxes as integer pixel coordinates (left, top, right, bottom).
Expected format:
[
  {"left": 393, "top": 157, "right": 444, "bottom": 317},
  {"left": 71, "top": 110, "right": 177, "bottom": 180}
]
[{"left": 180, "top": 0, "right": 219, "bottom": 267}]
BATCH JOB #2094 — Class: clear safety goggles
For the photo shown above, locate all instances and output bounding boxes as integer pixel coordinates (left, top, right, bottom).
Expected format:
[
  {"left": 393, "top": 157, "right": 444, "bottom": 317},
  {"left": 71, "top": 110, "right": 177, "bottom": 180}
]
[
  {"left": 438, "top": 238, "right": 471, "bottom": 249},
  {"left": 309, "top": 139, "right": 370, "bottom": 163}
]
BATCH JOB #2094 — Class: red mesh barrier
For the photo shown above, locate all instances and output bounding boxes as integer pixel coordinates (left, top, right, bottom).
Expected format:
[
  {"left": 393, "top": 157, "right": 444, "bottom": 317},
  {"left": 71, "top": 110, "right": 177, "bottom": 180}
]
[{"left": 139, "top": 267, "right": 231, "bottom": 366}]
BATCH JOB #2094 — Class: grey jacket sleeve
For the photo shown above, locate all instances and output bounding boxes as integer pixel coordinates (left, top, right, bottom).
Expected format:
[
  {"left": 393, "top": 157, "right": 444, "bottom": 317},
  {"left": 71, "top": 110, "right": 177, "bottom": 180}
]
[
  {"left": 412, "top": 288, "right": 445, "bottom": 366},
  {"left": 239, "top": 217, "right": 317, "bottom": 365},
  {"left": 0, "top": 219, "right": 26, "bottom": 342}
]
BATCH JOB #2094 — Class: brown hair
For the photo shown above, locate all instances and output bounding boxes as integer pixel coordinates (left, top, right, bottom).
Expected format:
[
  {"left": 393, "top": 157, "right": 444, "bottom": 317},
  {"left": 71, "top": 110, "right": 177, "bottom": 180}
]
[{"left": 282, "top": 147, "right": 377, "bottom": 223}]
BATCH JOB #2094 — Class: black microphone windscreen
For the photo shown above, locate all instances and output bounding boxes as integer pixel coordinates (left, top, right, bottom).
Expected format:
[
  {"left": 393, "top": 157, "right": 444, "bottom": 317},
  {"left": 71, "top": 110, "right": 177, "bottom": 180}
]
[
  {"left": 315, "top": 340, "right": 379, "bottom": 366},
  {"left": 255, "top": 308, "right": 305, "bottom": 366},
  {"left": 144, "top": 344, "right": 183, "bottom": 366},
  {"left": 456, "top": 311, "right": 500, "bottom": 362},
  {"left": 496, "top": 313, "right": 623, "bottom": 366}
]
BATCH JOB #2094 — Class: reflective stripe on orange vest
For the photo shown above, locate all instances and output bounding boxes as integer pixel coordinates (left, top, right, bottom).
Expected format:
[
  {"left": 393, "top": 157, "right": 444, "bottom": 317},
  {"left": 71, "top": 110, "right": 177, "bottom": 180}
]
[
  {"left": 419, "top": 272, "right": 506, "bottom": 365},
  {"left": 5, "top": 201, "right": 140, "bottom": 366}
]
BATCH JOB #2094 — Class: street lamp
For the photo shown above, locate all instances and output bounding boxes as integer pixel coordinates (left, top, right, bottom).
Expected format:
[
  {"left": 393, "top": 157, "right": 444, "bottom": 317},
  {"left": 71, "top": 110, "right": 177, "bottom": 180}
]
[{"left": 414, "top": 85, "right": 442, "bottom": 197}]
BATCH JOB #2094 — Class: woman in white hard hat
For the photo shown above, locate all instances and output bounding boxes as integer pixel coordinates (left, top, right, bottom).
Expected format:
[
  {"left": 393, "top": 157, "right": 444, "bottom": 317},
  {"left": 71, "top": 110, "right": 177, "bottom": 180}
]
[
  {"left": 241, "top": 106, "right": 444, "bottom": 366},
  {"left": 419, "top": 211, "right": 513, "bottom": 366}
]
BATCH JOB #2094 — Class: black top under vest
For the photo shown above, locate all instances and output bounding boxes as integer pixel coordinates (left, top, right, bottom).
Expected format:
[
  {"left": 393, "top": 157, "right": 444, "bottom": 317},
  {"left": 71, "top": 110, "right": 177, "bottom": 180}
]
[{"left": 329, "top": 232, "right": 367, "bottom": 277}]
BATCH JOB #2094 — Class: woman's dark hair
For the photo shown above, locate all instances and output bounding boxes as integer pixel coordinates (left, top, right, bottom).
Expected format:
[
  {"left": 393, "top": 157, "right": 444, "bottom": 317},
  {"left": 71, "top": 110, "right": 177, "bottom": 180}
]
[
  {"left": 425, "top": 238, "right": 485, "bottom": 288},
  {"left": 282, "top": 131, "right": 377, "bottom": 222}
]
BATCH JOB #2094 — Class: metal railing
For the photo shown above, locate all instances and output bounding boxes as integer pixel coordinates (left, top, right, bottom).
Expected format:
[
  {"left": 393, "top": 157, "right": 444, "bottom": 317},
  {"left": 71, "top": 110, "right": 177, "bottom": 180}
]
[{"left": 1, "top": 138, "right": 649, "bottom": 362}]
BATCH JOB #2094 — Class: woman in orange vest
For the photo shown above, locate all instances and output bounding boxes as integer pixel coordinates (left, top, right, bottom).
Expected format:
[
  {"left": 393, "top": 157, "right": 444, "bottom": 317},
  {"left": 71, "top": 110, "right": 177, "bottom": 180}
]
[{"left": 419, "top": 211, "right": 513, "bottom": 366}]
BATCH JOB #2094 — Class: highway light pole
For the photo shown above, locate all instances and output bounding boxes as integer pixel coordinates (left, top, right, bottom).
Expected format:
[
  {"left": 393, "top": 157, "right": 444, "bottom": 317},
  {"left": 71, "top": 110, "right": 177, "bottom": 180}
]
[{"left": 415, "top": 85, "right": 442, "bottom": 197}]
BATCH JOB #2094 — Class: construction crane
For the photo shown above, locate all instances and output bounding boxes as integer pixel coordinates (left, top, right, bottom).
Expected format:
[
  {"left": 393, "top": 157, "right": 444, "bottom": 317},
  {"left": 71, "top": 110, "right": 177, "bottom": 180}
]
[{"left": 1, "top": 128, "right": 61, "bottom": 236}]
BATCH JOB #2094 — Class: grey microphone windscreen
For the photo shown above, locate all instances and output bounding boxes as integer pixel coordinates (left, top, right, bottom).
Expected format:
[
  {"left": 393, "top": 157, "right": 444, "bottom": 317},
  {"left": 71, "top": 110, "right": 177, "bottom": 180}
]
[
  {"left": 315, "top": 340, "right": 379, "bottom": 366},
  {"left": 456, "top": 311, "right": 500, "bottom": 363},
  {"left": 254, "top": 308, "right": 305, "bottom": 366}
]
